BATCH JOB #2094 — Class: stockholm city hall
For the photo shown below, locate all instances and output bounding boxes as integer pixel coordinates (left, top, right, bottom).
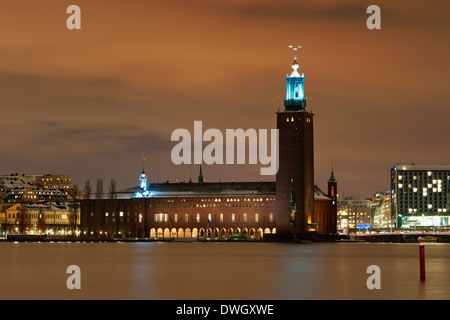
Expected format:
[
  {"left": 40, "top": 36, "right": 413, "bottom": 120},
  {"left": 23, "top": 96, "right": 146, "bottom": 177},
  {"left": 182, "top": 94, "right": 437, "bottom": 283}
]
[{"left": 80, "top": 51, "right": 338, "bottom": 240}]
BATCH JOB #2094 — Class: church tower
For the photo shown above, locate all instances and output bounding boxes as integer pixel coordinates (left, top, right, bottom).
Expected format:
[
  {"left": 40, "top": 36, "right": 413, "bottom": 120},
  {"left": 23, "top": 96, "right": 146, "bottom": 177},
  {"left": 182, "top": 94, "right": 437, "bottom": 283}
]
[{"left": 275, "top": 46, "right": 315, "bottom": 237}]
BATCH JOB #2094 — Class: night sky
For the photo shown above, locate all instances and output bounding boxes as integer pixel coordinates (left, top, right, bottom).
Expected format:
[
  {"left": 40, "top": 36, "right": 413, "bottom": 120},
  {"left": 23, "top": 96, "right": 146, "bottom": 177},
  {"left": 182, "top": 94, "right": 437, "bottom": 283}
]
[{"left": 1, "top": 0, "right": 449, "bottom": 199}]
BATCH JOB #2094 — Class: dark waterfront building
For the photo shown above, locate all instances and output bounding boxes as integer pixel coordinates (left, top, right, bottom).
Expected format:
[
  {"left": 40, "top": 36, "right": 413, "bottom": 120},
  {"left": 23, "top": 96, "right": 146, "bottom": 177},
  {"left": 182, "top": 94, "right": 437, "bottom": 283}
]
[{"left": 80, "top": 54, "right": 338, "bottom": 240}]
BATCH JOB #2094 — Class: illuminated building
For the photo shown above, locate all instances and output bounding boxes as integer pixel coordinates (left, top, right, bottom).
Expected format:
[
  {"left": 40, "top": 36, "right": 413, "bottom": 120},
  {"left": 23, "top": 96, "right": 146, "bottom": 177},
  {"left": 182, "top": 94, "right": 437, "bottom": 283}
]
[
  {"left": 0, "top": 173, "right": 76, "bottom": 200},
  {"left": 337, "top": 197, "right": 372, "bottom": 233},
  {"left": 391, "top": 164, "right": 450, "bottom": 228},
  {"left": 0, "top": 203, "right": 79, "bottom": 236},
  {"left": 371, "top": 191, "right": 392, "bottom": 229},
  {"left": 6, "top": 188, "right": 69, "bottom": 203},
  {"left": 80, "top": 53, "right": 338, "bottom": 240},
  {"left": 36, "top": 174, "right": 74, "bottom": 191}
]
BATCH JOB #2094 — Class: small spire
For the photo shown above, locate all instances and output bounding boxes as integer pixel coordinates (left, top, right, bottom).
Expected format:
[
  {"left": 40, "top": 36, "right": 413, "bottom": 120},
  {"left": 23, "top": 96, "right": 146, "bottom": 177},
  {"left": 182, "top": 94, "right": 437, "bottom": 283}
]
[
  {"left": 141, "top": 154, "right": 146, "bottom": 173},
  {"left": 288, "top": 45, "right": 302, "bottom": 77},
  {"left": 198, "top": 165, "right": 204, "bottom": 183},
  {"left": 329, "top": 163, "right": 336, "bottom": 182}
]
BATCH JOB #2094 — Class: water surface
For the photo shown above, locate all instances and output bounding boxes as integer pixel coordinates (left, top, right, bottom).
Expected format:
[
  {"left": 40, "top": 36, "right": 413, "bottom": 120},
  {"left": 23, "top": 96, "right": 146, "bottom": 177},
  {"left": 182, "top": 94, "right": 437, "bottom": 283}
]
[{"left": 0, "top": 241, "right": 448, "bottom": 300}]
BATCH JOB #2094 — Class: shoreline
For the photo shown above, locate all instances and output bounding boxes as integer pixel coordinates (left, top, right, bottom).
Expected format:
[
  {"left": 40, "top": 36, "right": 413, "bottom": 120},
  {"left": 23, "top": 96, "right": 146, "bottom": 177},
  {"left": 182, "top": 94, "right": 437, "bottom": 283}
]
[{"left": 1, "top": 234, "right": 447, "bottom": 243}]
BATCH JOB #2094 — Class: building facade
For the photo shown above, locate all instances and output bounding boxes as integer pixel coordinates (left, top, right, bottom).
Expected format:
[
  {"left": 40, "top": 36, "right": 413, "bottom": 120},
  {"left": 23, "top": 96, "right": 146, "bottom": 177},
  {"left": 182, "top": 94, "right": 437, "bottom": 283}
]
[
  {"left": 80, "top": 54, "right": 338, "bottom": 240},
  {"left": 337, "top": 197, "right": 372, "bottom": 233},
  {"left": 0, "top": 173, "right": 80, "bottom": 237},
  {"left": 372, "top": 191, "right": 392, "bottom": 229},
  {"left": 391, "top": 164, "right": 450, "bottom": 228},
  {"left": 0, "top": 203, "right": 79, "bottom": 236}
]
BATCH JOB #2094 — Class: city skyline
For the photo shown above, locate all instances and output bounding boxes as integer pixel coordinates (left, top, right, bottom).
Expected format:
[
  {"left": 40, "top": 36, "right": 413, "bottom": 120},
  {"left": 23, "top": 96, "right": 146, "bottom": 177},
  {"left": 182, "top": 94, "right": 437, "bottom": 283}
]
[{"left": 1, "top": 1, "right": 449, "bottom": 199}]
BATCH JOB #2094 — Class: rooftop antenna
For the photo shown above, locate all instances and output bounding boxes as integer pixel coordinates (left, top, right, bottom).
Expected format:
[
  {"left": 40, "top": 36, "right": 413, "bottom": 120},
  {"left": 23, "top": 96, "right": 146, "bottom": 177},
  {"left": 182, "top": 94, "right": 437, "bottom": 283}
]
[
  {"left": 288, "top": 45, "right": 302, "bottom": 59},
  {"left": 141, "top": 154, "right": 146, "bottom": 173}
]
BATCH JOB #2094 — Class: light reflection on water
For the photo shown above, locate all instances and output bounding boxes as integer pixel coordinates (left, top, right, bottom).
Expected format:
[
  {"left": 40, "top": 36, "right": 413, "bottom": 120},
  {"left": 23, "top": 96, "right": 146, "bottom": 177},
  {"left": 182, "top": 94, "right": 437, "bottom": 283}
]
[{"left": 0, "top": 241, "right": 449, "bottom": 300}]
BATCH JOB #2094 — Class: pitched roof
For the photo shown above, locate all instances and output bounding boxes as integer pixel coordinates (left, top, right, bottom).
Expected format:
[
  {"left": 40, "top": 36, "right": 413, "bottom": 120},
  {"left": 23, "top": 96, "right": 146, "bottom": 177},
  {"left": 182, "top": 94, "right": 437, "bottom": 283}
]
[{"left": 117, "top": 181, "right": 332, "bottom": 201}]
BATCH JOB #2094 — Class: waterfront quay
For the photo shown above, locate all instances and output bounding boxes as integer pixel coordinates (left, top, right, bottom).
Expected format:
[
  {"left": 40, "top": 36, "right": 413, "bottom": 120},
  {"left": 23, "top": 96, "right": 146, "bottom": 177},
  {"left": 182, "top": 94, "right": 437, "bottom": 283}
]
[{"left": 2, "top": 231, "right": 449, "bottom": 243}]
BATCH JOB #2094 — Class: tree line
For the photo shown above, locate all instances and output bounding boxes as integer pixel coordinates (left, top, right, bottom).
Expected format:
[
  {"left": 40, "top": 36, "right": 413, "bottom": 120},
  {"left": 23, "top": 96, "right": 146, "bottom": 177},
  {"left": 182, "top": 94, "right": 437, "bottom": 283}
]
[{"left": 84, "top": 178, "right": 117, "bottom": 200}]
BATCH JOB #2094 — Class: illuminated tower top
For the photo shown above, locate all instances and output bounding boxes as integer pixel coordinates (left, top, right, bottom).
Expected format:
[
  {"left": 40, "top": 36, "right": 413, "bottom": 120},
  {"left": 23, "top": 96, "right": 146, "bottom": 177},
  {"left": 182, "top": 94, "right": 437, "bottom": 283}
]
[
  {"left": 139, "top": 169, "right": 147, "bottom": 190},
  {"left": 133, "top": 155, "right": 152, "bottom": 198},
  {"left": 284, "top": 45, "right": 307, "bottom": 111},
  {"left": 139, "top": 155, "right": 147, "bottom": 190}
]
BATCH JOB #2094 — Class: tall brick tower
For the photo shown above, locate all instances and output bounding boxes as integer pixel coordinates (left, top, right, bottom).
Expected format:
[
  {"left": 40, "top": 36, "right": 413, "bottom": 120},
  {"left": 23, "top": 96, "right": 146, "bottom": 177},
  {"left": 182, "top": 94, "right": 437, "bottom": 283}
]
[{"left": 275, "top": 48, "right": 314, "bottom": 238}]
